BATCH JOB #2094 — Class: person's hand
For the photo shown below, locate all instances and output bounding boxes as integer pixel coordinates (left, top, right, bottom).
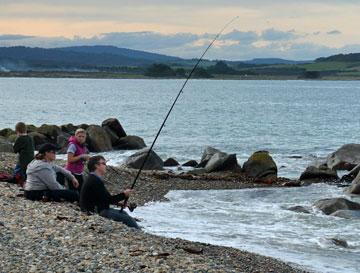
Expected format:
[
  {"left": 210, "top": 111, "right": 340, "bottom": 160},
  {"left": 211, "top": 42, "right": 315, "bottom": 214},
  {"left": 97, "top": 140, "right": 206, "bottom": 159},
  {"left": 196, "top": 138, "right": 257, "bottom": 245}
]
[
  {"left": 72, "top": 178, "right": 79, "bottom": 188},
  {"left": 123, "top": 189, "right": 133, "bottom": 197}
]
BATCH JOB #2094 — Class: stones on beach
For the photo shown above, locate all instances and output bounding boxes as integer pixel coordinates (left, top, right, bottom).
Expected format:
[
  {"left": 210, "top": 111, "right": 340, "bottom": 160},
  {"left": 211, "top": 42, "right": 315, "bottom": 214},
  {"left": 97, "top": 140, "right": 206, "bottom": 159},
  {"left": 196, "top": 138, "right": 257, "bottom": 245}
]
[
  {"left": 204, "top": 152, "right": 241, "bottom": 173},
  {"left": 86, "top": 125, "right": 112, "bottom": 152},
  {"left": 327, "top": 144, "right": 360, "bottom": 171},
  {"left": 182, "top": 160, "right": 198, "bottom": 167},
  {"left": 0, "top": 136, "right": 13, "bottom": 153},
  {"left": 37, "top": 124, "right": 63, "bottom": 143},
  {"left": 286, "top": 205, "right": 310, "bottom": 214},
  {"left": 28, "top": 132, "right": 48, "bottom": 149},
  {"left": 124, "top": 148, "right": 164, "bottom": 170},
  {"left": 243, "top": 151, "right": 277, "bottom": 182},
  {"left": 115, "top": 135, "right": 146, "bottom": 150},
  {"left": 164, "top": 158, "right": 179, "bottom": 167},
  {"left": 0, "top": 128, "right": 15, "bottom": 138},
  {"left": 299, "top": 165, "right": 338, "bottom": 182},
  {"left": 330, "top": 209, "right": 360, "bottom": 219},
  {"left": 101, "top": 118, "right": 127, "bottom": 139},
  {"left": 313, "top": 197, "right": 360, "bottom": 215}
]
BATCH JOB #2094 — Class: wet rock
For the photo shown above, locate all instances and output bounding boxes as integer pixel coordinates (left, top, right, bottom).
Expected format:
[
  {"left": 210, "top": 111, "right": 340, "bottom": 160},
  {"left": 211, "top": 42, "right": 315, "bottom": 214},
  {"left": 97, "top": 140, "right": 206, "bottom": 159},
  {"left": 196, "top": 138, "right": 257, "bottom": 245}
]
[
  {"left": 299, "top": 165, "right": 338, "bottom": 182},
  {"left": 7, "top": 134, "right": 17, "bottom": 143},
  {"left": 243, "top": 151, "right": 277, "bottom": 182},
  {"left": 77, "top": 123, "right": 89, "bottom": 130},
  {"left": 0, "top": 128, "right": 15, "bottom": 138},
  {"left": 26, "top": 124, "right": 38, "bottom": 133},
  {"left": 102, "top": 126, "right": 120, "bottom": 146},
  {"left": 287, "top": 206, "right": 310, "bottom": 214},
  {"left": 124, "top": 148, "right": 163, "bottom": 170},
  {"left": 182, "top": 160, "right": 198, "bottom": 167},
  {"left": 314, "top": 197, "right": 360, "bottom": 215},
  {"left": 186, "top": 168, "right": 206, "bottom": 175},
  {"left": 37, "top": 124, "right": 62, "bottom": 143},
  {"left": 115, "top": 135, "right": 146, "bottom": 150},
  {"left": 347, "top": 182, "right": 360, "bottom": 195},
  {"left": 198, "top": 146, "right": 222, "bottom": 168},
  {"left": 28, "top": 132, "right": 49, "bottom": 149},
  {"left": 86, "top": 125, "right": 112, "bottom": 152},
  {"left": 329, "top": 238, "right": 348, "bottom": 248},
  {"left": 204, "top": 152, "right": 241, "bottom": 173},
  {"left": 0, "top": 136, "right": 13, "bottom": 153},
  {"left": 101, "top": 118, "right": 126, "bottom": 138},
  {"left": 281, "top": 181, "right": 301, "bottom": 187},
  {"left": 164, "top": 158, "right": 180, "bottom": 167},
  {"left": 60, "top": 123, "right": 78, "bottom": 135},
  {"left": 327, "top": 144, "right": 360, "bottom": 171},
  {"left": 330, "top": 209, "right": 360, "bottom": 219}
]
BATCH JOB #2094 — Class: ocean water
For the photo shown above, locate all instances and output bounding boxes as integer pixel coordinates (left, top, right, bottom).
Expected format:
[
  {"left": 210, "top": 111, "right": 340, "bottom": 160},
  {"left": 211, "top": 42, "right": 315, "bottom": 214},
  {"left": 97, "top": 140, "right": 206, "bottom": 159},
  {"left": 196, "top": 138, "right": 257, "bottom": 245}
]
[
  {"left": 1, "top": 78, "right": 360, "bottom": 179},
  {"left": 1, "top": 78, "right": 360, "bottom": 272}
]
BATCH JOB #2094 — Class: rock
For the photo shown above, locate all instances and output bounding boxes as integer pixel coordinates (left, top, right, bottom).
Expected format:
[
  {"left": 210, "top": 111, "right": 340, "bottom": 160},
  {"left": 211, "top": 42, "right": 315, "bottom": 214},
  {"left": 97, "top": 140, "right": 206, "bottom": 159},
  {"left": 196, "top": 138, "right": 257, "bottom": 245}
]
[
  {"left": 37, "top": 124, "right": 62, "bottom": 143},
  {"left": 243, "top": 151, "right": 277, "bottom": 181},
  {"left": 60, "top": 123, "right": 78, "bottom": 135},
  {"left": 330, "top": 209, "right": 360, "bottom": 219},
  {"left": 77, "top": 123, "right": 89, "bottom": 130},
  {"left": 7, "top": 134, "right": 17, "bottom": 143},
  {"left": 287, "top": 206, "right": 310, "bottom": 214},
  {"left": 0, "top": 128, "right": 15, "bottom": 138},
  {"left": 281, "top": 181, "right": 301, "bottom": 187},
  {"left": 299, "top": 165, "right": 338, "bottom": 182},
  {"left": 186, "top": 168, "right": 206, "bottom": 175},
  {"left": 114, "top": 136, "right": 146, "bottom": 150},
  {"left": 163, "top": 158, "right": 180, "bottom": 167},
  {"left": 123, "top": 148, "right": 163, "bottom": 170},
  {"left": 0, "top": 136, "right": 13, "bottom": 152},
  {"left": 329, "top": 238, "right": 348, "bottom": 247},
  {"left": 197, "top": 146, "right": 222, "bottom": 168},
  {"left": 204, "top": 152, "right": 241, "bottom": 173},
  {"left": 101, "top": 118, "right": 126, "bottom": 138},
  {"left": 102, "top": 126, "right": 120, "bottom": 146},
  {"left": 26, "top": 124, "right": 38, "bottom": 133},
  {"left": 341, "top": 163, "right": 360, "bottom": 182},
  {"left": 57, "top": 134, "right": 71, "bottom": 154},
  {"left": 182, "top": 160, "right": 198, "bottom": 167},
  {"left": 347, "top": 183, "right": 360, "bottom": 195},
  {"left": 86, "top": 125, "right": 112, "bottom": 152},
  {"left": 28, "top": 132, "right": 49, "bottom": 149},
  {"left": 327, "top": 144, "right": 360, "bottom": 170},
  {"left": 314, "top": 198, "right": 360, "bottom": 215}
]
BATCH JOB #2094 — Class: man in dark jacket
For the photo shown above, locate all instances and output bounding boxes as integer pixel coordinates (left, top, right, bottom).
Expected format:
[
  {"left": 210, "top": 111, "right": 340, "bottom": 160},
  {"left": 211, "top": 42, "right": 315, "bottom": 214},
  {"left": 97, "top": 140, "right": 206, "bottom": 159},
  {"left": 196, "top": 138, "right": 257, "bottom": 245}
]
[{"left": 80, "top": 155, "right": 139, "bottom": 229}]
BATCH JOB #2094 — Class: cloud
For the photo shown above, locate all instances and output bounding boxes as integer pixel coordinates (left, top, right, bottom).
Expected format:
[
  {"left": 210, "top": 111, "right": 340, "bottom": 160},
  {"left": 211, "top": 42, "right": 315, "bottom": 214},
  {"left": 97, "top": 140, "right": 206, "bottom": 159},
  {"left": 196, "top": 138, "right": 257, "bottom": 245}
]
[
  {"left": 261, "top": 28, "right": 298, "bottom": 41},
  {"left": 0, "top": 34, "right": 34, "bottom": 40},
  {"left": 221, "top": 30, "right": 259, "bottom": 44},
  {"left": 326, "top": 30, "right": 341, "bottom": 35}
]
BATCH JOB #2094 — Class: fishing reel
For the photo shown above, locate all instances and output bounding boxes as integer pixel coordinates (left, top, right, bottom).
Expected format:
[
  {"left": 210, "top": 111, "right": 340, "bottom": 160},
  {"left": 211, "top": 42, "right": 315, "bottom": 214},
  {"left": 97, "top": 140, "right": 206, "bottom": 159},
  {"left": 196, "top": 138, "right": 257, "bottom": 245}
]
[{"left": 118, "top": 201, "right": 137, "bottom": 212}]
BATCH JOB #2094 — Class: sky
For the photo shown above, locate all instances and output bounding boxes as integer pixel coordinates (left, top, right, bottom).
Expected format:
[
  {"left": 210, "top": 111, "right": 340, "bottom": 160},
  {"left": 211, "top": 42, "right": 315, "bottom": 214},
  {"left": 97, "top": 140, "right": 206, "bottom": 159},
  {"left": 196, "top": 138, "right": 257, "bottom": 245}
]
[{"left": 0, "top": 0, "right": 360, "bottom": 60}]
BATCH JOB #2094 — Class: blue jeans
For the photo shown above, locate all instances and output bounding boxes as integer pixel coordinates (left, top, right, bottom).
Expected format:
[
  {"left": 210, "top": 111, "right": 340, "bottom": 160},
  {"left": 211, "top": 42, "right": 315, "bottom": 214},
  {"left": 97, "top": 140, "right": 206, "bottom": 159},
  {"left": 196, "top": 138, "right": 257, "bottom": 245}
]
[{"left": 99, "top": 208, "right": 139, "bottom": 229}]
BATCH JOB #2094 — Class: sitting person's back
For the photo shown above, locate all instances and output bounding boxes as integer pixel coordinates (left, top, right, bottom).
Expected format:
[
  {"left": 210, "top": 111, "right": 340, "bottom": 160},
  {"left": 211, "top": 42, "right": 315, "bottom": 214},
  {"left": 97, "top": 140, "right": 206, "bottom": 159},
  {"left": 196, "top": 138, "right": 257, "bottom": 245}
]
[{"left": 80, "top": 155, "right": 139, "bottom": 229}]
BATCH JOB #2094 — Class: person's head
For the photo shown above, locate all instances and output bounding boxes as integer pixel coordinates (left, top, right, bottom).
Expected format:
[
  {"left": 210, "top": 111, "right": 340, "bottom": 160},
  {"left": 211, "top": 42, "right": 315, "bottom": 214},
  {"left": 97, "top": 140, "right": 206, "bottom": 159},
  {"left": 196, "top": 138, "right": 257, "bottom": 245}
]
[
  {"left": 87, "top": 155, "right": 107, "bottom": 175},
  {"left": 74, "top": 128, "right": 86, "bottom": 144},
  {"left": 15, "top": 122, "right": 27, "bottom": 135},
  {"left": 35, "top": 143, "right": 59, "bottom": 161}
]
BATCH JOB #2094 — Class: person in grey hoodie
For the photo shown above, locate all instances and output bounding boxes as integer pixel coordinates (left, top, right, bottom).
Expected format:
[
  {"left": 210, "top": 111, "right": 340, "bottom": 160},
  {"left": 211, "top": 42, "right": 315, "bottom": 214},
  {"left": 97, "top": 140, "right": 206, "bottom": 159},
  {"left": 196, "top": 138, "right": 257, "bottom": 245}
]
[{"left": 24, "top": 143, "right": 79, "bottom": 202}]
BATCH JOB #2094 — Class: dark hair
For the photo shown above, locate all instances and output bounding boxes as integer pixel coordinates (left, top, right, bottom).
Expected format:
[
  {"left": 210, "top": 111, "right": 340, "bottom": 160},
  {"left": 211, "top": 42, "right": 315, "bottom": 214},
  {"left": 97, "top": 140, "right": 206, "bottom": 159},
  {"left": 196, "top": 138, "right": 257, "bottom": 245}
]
[
  {"left": 35, "top": 152, "right": 45, "bottom": 160},
  {"left": 15, "top": 122, "right": 27, "bottom": 134},
  {"left": 87, "top": 155, "right": 106, "bottom": 172}
]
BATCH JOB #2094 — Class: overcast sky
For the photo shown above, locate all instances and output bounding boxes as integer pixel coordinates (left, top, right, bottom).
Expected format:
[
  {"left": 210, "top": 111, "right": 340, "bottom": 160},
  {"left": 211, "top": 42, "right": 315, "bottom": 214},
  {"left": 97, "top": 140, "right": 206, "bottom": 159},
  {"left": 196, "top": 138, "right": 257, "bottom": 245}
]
[{"left": 1, "top": 0, "right": 359, "bottom": 60}]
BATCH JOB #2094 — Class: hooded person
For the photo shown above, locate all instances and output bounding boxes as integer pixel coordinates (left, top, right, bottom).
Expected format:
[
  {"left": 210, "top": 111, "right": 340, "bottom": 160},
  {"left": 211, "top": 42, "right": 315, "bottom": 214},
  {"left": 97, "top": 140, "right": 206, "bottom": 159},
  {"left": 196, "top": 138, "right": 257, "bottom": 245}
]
[
  {"left": 24, "top": 143, "right": 79, "bottom": 202},
  {"left": 64, "top": 128, "right": 90, "bottom": 191}
]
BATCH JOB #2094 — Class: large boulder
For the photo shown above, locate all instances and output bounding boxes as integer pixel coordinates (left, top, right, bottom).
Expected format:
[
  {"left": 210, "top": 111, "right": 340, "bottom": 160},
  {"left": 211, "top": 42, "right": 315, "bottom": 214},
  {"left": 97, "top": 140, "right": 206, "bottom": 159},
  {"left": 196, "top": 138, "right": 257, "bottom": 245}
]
[
  {"left": 346, "top": 173, "right": 360, "bottom": 194},
  {"left": 26, "top": 124, "right": 38, "bottom": 133},
  {"left": 103, "top": 126, "right": 120, "bottom": 146},
  {"left": 37, "top": 124, "right": 62, "bottom": 143},
  {"left": 101, "top": 118, "right": 126, "bottom": 139},
  {"left": 314, "top": 198, "right": 360, "bottom": 215},
  {"left": 0, "top": 128, "right": 15, "bottom": 138},
  {"left": 60, "top": 123, "right": 78, "bottom": 135},
  {"left": 197, "top": 146, "right": 222, "bottom": 168},
  {"left": 164, "top": 158, "right": 180, "bottom": 167},
  {"left": 86, "top": 125, "right": 112, "bottom": 152},
  {"left": 182, "top": 160, "right": 198, "bottom": 167},
  {"left": 327, "top": 144, "right": 360, "bottom": 170},
  {"left": 299, "top": 165, "right": 338, "bottom": 182},
  {"left": 0, "top": 136, "right": 13, "bottom": 153},
  {"left": 114, "top": 135, "right": 146, "bottom": 150},
  {"left": 204, "top": 152, "right": 241, "bottom": 173},
  {"left": 28, "top": 132, "right": 49, "bottom": 150},
  {"left": 243, "top": 151, "right": 277, "bottom": 181},
  {"left": 123, "top": 148, "right": 163, "bottom": 170},
  {"left": 330, "top": 209, "right": 360, "bottom": 219}
]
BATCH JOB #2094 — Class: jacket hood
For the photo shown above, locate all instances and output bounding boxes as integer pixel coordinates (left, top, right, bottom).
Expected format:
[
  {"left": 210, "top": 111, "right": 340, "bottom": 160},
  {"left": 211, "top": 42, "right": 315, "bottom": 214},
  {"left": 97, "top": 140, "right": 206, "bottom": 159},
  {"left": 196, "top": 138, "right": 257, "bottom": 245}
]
[{"left": 26, "top": 159, "right": 52, "bottom": 175}]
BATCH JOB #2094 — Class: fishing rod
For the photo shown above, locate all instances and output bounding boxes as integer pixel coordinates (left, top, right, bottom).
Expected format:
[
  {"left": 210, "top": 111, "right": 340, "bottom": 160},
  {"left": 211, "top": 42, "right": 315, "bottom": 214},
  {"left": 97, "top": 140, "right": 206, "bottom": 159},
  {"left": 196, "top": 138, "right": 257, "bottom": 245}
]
[{"left": 121, "top": 16, "right": 239, "bottom": 211}]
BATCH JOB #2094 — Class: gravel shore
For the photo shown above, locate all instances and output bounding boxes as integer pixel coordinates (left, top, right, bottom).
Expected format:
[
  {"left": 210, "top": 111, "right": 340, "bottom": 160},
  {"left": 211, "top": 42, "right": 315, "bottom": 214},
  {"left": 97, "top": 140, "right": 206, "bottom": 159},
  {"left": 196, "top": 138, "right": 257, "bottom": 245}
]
[{"left": 0, "top": 152, "right": 307, "bottom": 272}]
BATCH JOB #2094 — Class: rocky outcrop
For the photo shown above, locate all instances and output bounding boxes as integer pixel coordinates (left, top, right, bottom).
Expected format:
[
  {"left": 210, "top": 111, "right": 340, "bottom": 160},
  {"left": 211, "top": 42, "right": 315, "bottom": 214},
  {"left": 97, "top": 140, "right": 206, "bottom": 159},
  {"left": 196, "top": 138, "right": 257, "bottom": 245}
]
[
  {"left": 115, "top": 136, "right": 146, "bottom": 150},
  {"left": 182, "top": 160, "right": 198, "bottom": 167},
  {"left": 60, "top": 123, "right": 78, "bottom": 135},
  {"left": 299, "top": 165, "right": 338, "bottom": 182},
  {"left": 0, "top": 136, "right": 13, "bottom": 153},
  {"left": 204, "top": 152, "right": 241, "bottom": 173},
  {"left": 287, "top": 206, "right": 310, "bottom": 214},
  {"left": 197, "top": 147, "right": 222, "bottom": 168},
  {"left": 123, "top": 148, "right": 163, "bottom": 170},
  {"left": 37, "top": 124, "right": 62, "bottom": 143},
  {"left": 164, "top": 158, "right": 180, "bottom": 167},
  {"left": 102, "top": 118, "right": 126, "bottom": 139},
  {"left": 0, "top": 128, "right": 15, "bottom": 138},
  {"left": 327, "top": 144, "right": 360, "bottom": 170},
  {"left": 330, "top": 210, "right": 360, "bottom": 219},
  {"left": 86, "top": 125, "right": 112, "bottom": 152},
  {"left": 314, "top": 198, "right": 360, "bottom": 215},
  {"left": 243, "top": 151, "right": 277, "bottom": 182},
  {"left": 28, "top": 132, "right": 48, "bottom": 149}
]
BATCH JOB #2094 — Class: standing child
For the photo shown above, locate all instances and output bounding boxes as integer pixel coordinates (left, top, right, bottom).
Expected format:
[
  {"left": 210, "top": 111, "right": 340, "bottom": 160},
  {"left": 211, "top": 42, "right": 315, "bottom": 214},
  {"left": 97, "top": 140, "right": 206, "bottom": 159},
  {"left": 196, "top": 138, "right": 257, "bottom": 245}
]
[
  {"left": 65, "top": 128, "right": 90, "bottom": 191},
  {"left": 13, "top": 122, "right": 35, "bottom": 187}
]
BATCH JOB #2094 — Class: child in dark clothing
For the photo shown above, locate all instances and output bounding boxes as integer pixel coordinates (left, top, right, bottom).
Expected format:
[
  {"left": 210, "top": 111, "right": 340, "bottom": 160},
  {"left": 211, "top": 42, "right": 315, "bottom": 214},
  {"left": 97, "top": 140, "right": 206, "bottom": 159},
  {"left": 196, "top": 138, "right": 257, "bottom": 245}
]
[{"left": 13, "top": 122, "right": 34, "bottom": 187}]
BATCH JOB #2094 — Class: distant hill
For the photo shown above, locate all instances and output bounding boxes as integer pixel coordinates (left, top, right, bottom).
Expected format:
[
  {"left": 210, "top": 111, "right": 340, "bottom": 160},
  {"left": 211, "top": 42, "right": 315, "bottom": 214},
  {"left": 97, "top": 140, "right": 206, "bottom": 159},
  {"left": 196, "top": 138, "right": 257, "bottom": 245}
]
[
  {"left": 243, "top": 58, "right": 311, "bottom": 65},
  {"left": 316, "top": 53, "right": 360, "bottom": 62},
  {"left": 0, "top": 46, "right": 183, "bottom": 71}
]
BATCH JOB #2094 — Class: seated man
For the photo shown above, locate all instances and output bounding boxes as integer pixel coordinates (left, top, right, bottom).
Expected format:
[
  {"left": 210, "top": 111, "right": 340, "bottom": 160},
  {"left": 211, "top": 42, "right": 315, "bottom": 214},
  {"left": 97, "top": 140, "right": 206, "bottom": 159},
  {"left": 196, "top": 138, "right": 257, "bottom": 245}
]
[{"left": 80, "top": 155, "right": 139, "bottom": 229}]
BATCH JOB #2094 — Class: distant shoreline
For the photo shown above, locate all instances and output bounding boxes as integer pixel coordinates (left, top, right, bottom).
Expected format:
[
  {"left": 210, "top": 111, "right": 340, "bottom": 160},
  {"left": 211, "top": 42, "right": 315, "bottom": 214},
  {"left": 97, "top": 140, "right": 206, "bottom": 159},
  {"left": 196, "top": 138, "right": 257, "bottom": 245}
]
[{"left": 1, "top": 71, "right": 359, "bottom": 80}]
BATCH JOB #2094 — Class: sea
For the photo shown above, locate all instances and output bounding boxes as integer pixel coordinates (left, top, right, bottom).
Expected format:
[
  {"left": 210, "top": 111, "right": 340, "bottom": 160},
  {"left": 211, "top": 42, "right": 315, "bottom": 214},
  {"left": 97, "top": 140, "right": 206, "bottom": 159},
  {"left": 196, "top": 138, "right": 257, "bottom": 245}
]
[{"left": 1, "top": 78, "right": 360, "bottom": 272}]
